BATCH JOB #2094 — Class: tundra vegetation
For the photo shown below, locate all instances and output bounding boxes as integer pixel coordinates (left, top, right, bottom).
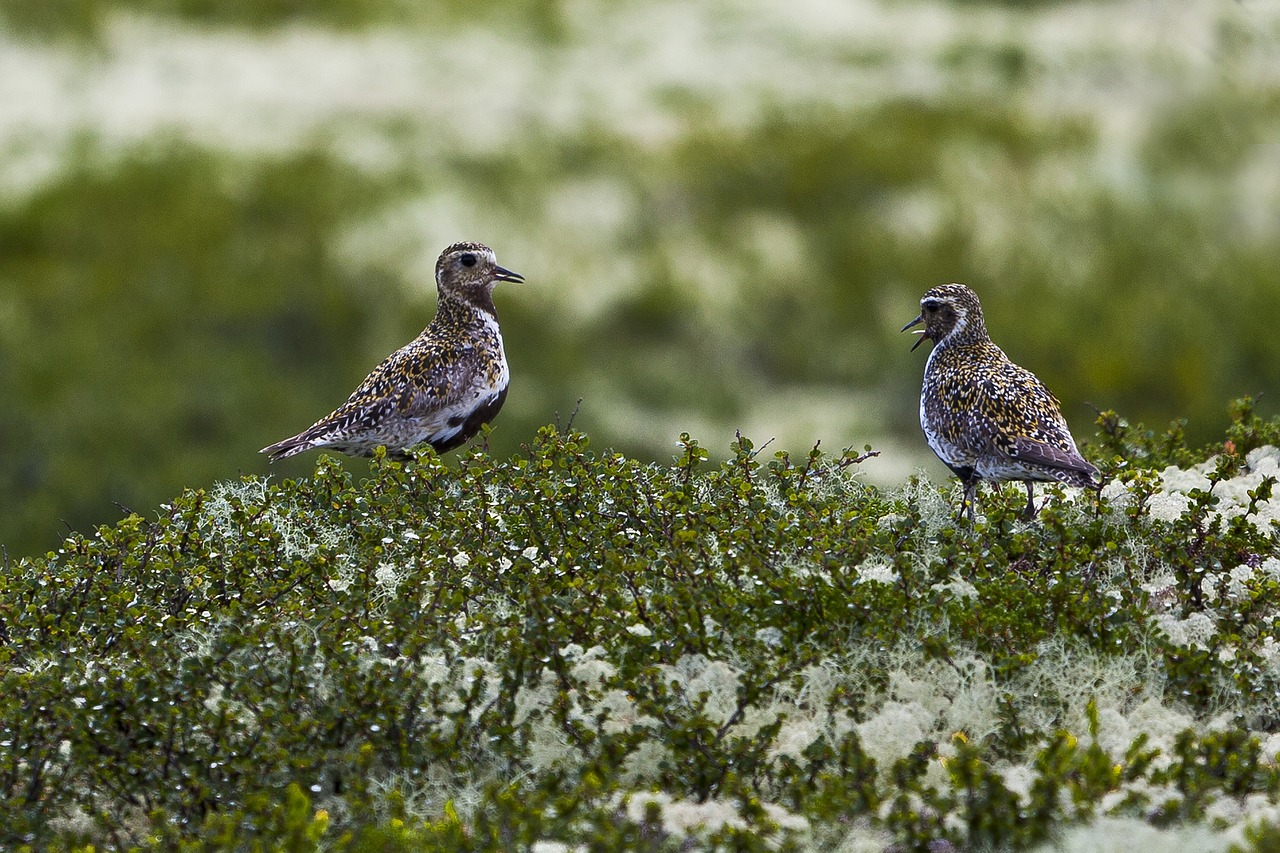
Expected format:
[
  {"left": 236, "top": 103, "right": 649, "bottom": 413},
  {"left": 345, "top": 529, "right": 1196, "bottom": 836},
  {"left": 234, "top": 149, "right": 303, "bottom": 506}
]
[
  {"left": 3, "top": 3, "right": 1280, "bottom": 846},
  {"left": 3, "top": 400, "right": 1280, "bottom": 851},
  {"left": 2, "top": 0, "right": 1278, "bottom": 556}
]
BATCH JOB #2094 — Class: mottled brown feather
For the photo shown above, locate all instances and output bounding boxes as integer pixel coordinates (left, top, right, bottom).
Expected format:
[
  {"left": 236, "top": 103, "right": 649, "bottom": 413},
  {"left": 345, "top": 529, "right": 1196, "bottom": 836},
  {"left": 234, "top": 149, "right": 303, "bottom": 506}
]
[
  {"left": 906, "top": 283, "right": 1099, "bottom": 517},
  {"left": 261, "top": 241, "right": 521, "bottom": 461}
]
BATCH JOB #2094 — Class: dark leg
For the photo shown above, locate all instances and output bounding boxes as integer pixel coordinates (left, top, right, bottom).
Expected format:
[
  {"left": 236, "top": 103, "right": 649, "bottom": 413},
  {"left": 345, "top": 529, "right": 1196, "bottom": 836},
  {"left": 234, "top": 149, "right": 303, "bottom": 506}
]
[
  {"left": 960, "top": 476, "right": 979, "bottom": 523},
  {"left": 948, "top": 465, "right": 979, "bottom": 523},
  {"left": 1021, "top": 481, "right": 1037, "bottom": 521}
]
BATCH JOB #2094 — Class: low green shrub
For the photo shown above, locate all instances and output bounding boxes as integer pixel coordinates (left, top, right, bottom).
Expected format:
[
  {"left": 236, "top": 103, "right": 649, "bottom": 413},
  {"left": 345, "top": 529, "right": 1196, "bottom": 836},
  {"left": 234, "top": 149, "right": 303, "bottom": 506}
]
[{"left": 2, "top": 403, "right": 1279, "bottom": 849}]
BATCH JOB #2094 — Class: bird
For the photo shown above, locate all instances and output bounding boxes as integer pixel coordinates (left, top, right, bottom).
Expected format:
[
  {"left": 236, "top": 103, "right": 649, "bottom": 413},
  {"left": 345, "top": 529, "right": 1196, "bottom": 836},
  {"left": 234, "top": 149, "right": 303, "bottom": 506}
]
[
  {"left": 902, "top": 283, "right": 1100, "bottom": 521},
  {"left": 261, "top": 241, "right": 523, "bottom": 462}
]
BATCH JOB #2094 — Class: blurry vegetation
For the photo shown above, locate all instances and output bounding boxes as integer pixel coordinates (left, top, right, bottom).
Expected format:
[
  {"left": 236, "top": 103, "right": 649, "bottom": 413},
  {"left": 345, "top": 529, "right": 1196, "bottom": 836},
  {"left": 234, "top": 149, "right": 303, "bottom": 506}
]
[
  {"left": 0, "top": 0, "right": 574, "bottom": 40},
  {"left": 1, "top": 0, "right": 1278, "bottom": 562},
  {"left": 2, "top": 411, "right": 1280, "bottom": 849},
  {"left": 0, "top": 0, "right": 402, "bottom": 39},
  {"left": 0, "top": 144, "right": 414, "bottom": 556}
]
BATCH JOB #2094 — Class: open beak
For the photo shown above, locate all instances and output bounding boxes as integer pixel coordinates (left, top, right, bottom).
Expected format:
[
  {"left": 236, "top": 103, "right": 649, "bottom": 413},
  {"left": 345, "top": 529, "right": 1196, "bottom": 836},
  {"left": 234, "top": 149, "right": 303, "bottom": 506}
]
[
  {"left": 494, "top": 265, "right": 524, "bottom": 284},
  {"left": 901, "top": 315, "right": 929, "bottom": 351}
]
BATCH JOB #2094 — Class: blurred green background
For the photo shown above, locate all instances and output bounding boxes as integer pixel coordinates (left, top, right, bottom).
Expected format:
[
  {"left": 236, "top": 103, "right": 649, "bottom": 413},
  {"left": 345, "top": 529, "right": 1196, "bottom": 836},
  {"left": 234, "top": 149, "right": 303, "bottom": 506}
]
[{"left": 1, "top": 0, "right": 1278, "bottom": 557}]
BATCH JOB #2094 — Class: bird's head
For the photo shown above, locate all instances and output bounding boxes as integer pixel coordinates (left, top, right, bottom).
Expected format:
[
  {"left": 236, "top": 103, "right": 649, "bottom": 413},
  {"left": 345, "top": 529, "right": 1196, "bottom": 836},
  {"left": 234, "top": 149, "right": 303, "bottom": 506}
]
[
  {"left": 901, "top": 283, "right": 988, "bottom": 351},
  {"left": 435, "top": 242, "right": 523, "bottom": 311}
]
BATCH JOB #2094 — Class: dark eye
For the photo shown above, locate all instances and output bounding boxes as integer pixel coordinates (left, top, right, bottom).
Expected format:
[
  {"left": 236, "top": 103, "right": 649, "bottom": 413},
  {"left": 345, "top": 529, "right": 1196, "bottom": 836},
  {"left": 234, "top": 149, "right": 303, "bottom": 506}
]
[
  {"left": 922, "top": 299, "right": 941, "bottom": 312},
  {"left": 460, "top": 253, "right": 477, "bottom": 267}
]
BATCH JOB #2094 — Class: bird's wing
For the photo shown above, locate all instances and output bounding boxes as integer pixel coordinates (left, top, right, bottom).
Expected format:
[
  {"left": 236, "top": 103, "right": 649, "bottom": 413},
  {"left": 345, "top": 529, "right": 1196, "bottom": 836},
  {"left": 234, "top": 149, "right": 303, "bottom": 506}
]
[
  {"left": 259, "top": 392, "right": 398, "bottom": 460},
  {"left": 304, "top": 342, "right": 467, "bottom": 436},
  {"left": 1008, "top": 435, "right": 1098, "bottom": 476},
  {"left": 388, "top": 341, "right": 479, "bottom": 420},
  {"left": 967, "top": 351, "right": 1097, "bottom": 476}
]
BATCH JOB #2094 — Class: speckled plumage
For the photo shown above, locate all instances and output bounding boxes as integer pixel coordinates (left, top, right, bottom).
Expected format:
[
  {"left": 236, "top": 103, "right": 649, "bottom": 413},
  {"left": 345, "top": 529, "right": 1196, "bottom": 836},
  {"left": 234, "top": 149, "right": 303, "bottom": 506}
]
[
  {"left": 903, "top": 283, "right": 1100, "bottom": 520},
  {"left": 261, "top": 241, "right": 522, "bottom": 462}
]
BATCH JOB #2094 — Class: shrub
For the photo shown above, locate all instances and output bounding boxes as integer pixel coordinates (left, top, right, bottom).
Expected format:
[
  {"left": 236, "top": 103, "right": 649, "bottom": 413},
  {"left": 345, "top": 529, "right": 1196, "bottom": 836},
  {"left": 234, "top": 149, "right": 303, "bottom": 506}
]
[{"left": 2, "top": 403, "right": 1280, "bottom": 849}]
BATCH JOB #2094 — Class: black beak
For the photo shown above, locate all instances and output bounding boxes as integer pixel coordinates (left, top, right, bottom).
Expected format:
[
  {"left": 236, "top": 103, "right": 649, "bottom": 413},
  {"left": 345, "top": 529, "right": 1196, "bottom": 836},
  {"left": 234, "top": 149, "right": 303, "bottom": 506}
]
[
  {"left": 494, "top": 265, "right": 524, "bottom": 284},
  {"left": 902, "top": 315, "right": 929, "bottom": 351}
]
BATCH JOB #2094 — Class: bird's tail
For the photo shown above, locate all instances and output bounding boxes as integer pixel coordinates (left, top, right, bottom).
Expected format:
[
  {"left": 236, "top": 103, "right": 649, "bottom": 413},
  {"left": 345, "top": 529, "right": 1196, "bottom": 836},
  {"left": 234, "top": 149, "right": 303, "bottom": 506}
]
[{"left": 260, "top": 431, "right": 321, "bottom": 462}]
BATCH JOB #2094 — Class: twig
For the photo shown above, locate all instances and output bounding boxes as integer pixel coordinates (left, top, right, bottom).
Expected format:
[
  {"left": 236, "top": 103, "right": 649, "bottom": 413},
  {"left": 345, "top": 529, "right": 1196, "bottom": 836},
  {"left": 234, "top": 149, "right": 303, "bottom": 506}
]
[
  {"left": 557, "top": 398, "right": 584, "bottom": 433},
  {"left": 834, "top": 448, "right": 881, "bottom": 470}
]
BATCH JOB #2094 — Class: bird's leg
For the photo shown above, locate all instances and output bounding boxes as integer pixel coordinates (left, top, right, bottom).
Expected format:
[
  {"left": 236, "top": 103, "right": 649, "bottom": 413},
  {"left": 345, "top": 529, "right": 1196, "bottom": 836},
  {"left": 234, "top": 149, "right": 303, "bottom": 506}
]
[
  {"left": 960, "top": 477, "right": 978, "bottom": 523},
  {"left": 1021, "top": 481, "right": 1037, "bottom": 521}
]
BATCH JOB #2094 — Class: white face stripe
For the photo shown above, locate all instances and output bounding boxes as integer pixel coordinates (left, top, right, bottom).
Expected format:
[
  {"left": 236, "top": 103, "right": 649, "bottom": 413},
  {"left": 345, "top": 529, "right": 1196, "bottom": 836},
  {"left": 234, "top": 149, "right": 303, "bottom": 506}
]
[{"left": 950, "top": 303, "right": 968, "bottom": 339}]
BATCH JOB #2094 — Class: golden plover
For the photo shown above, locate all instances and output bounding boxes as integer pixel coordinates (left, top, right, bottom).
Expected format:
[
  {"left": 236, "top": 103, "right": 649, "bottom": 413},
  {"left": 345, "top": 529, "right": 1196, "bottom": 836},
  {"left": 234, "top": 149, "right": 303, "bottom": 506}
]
[
  {"left": 903, "top": 283, "right": 1099, "bottom": 520},
  {"left": 261, "top": 241, "right": 522, "bottom": 461}
]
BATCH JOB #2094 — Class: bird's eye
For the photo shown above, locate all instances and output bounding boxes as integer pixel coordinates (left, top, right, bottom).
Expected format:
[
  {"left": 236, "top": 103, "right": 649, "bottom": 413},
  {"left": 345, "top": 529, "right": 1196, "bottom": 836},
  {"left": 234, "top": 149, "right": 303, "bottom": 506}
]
[
  {"left": 922, "top": 300, "right": 941, "bottom": 312},
  {"left": 460, "top": 253, "right": 477, "bottom": 267}
]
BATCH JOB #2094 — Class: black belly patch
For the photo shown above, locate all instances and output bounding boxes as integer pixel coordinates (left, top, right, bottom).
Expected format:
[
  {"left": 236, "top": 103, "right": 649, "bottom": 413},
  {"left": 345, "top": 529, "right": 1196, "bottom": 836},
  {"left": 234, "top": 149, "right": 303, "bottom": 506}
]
[{"left": 431, "top": 386, "right": 509, "bottom": 453}]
